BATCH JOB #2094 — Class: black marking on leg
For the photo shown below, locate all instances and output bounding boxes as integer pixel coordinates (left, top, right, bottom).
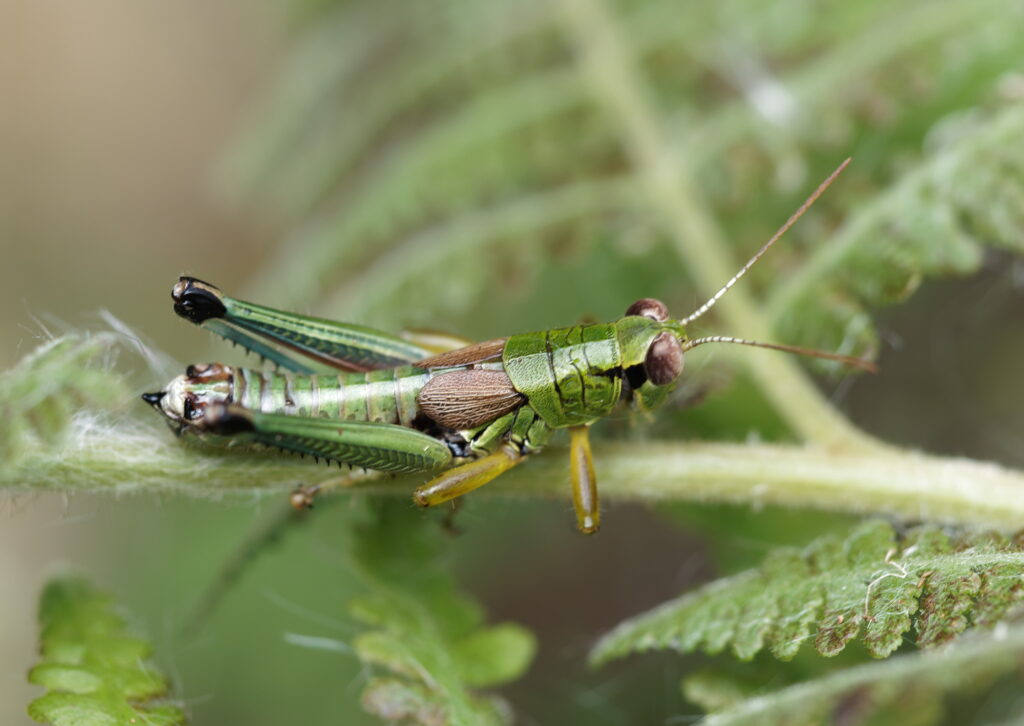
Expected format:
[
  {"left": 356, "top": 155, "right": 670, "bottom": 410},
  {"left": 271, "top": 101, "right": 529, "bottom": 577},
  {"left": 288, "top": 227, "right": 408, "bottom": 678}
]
[
  {"left": 443, "top": 434, "right": 471, "bottom": 459},
  {"left": 172, "top": 277, "right": 227, "bottom": 324}
]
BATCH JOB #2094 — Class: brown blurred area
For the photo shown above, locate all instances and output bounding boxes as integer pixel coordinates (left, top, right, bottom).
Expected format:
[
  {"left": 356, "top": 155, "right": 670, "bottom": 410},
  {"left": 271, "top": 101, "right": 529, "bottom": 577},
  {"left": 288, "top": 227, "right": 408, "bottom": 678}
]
[
  {"left": 0, "top": 0, "right": 281, "bottom": 368},
  {"left": 1, "top": 2, "right": 279, "bottom": 721}
]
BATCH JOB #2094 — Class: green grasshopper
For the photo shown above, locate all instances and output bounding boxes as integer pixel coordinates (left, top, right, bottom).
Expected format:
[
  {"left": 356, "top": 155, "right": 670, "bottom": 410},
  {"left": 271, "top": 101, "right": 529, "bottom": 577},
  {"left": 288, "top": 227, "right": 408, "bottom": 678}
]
[{"left": 144, "top": 160, "right": 872, "bottom": 533}]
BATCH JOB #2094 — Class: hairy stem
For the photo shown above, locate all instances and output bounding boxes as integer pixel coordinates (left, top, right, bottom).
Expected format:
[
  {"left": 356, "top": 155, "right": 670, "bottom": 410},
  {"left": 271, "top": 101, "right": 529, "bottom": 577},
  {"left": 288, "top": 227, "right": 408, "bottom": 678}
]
[
  {"left": 6, "top": 419, "right": 1024, "bottom": 530},
  {"left": 558, "top": 0, "right": 882, "bottom": 453}
]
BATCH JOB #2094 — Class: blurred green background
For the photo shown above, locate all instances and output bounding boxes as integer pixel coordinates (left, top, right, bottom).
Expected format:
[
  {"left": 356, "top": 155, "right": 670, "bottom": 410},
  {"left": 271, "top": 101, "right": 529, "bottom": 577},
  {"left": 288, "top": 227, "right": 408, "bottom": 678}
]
[{"left": 3, "top": 1, "right": 1024, "bottom": 724}]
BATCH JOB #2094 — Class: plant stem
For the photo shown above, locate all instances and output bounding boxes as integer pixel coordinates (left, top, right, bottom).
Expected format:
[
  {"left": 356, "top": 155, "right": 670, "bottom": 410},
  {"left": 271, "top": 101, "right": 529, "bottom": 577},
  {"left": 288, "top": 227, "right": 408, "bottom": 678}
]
[
  {"left": 6, "top": 420, "right": 1024, "bottom": 530},
  {"left": 558, "top": 0, "right": 882, "bottom": 453}
]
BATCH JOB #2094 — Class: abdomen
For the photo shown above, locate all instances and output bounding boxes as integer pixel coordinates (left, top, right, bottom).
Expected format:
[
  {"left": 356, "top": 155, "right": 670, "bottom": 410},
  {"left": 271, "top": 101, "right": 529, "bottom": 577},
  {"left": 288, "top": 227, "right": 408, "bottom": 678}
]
[{"left": 231, "top": 365, "right": 433, "bottom": 426}]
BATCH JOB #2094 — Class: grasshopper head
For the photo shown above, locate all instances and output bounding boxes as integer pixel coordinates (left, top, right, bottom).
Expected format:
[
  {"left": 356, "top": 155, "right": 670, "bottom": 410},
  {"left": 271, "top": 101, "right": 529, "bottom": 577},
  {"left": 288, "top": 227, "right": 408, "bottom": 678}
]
[
  {"left": 142, "top": 362, "right": 235, "bottom": 433},
  {"left": 614, "top": 161, "right": 877, "bottom": 414},
  {"left": 616, "top": 298, "right": 687, "bottom": 413},
  {"left": 617, "top": 288, "right": 877, "bottom": 415}
]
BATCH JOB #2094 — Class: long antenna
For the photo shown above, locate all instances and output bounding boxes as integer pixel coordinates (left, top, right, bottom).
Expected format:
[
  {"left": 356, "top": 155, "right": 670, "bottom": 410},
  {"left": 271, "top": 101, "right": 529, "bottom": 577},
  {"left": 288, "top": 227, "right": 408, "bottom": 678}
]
[
  {"left": 679, "top": 158, "right": 852, "bottom": 327},
  {"left": 681, "top": 335, "right": 877, "bottom": 373}
]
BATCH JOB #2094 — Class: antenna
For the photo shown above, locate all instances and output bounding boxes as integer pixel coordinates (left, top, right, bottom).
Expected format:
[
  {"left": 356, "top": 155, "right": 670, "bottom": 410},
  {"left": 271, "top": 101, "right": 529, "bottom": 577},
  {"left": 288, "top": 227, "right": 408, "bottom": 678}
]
[
  {"left": 679, "top": 158, "right": 851, "bottom": 327},
  {"left": 681, "top": 335, "right": 877, "bottom": 373}
]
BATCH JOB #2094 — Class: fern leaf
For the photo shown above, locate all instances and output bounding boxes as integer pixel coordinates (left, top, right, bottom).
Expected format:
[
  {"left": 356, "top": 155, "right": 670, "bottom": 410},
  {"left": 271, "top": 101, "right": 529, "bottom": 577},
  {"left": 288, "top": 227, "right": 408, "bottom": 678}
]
[
  {"left": 768, "top": 102, "right": 1024, "bottom": 363},
  {"left": 27, "top": 577, "right": 185, "bottom": 726},
  {"left": 221, "top": 3, "right": 559, "bottom": 218},
  {"left": 0, "top": 334, "right": 125, "bottom": 468},
  {"left": 348, "top": 500, "right": 536, "bottom": 725},
  {"left": 244, "top": 68, "right": 612, "bottom": 319},
  {"left": 590, "top": 520, "right": 1024, "bottom": 665},
  {"left": 230, "top": 0, "right": 1024, "bottom": 336},
  {"left": 218, "top": 0, "right": 1024, "bottom": 451},
  {"left": 691, "top": 622, "right": 1024, "bottom": 726},
  {"left": 328, "top": 177, "right": 635, "bottom": 326}
]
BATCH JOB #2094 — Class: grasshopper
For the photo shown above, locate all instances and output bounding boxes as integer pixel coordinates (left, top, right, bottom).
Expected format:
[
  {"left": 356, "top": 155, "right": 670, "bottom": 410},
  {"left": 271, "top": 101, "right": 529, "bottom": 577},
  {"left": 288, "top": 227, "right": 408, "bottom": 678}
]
[{"left": 143, "top": 160, "right": 872, "bottom": 533}]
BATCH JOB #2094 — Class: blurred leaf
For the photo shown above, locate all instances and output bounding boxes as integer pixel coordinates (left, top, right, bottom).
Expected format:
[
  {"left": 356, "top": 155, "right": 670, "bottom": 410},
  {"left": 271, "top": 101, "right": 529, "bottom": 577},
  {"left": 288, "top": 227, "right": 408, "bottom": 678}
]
[
  {"left": 769, "top": 102, "right": 1024, "bottom": 368},
  {"left": 0, "top": 334, "right": 125, "bottom": 468},
  {"left": 27, "top": 577, "right": 185, "bottom": 726},
  {"left": 348, "top": 500, "right": 536, "bottom": 725},
  {"left": 682, "top": 667, "right": 770, "bottom": 714},
  {"left": 691, "top": 622, "right": 1024, "bottom": 726},
  {"left": 451, "top": 624, "right": 536, "bottom": 688},
  {"left": 658, "top": 502, "right": 858, "bottom": 573},
  {"left": 591, "top": 520, "right": 1024, "bottom": 665},
  {"left": 227, "top": 0, "right": 1024, "bottom": 358}
]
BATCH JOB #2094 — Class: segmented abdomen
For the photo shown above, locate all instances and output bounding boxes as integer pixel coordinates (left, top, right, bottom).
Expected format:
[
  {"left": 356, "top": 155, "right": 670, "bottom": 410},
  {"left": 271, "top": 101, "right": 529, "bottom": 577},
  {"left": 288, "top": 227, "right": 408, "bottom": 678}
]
[{"left": 231, "top": 365, "right": 434, "bottom": 426}]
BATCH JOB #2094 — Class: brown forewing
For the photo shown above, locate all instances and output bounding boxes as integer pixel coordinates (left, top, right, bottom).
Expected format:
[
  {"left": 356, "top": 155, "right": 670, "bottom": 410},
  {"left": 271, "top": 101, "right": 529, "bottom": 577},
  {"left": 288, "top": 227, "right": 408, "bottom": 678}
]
[
  {"left": 417, "top": 369, "right": 525, "bottom": 429},
  {"left": 413, "top": 338, "right": 507, "bottom": 369}
]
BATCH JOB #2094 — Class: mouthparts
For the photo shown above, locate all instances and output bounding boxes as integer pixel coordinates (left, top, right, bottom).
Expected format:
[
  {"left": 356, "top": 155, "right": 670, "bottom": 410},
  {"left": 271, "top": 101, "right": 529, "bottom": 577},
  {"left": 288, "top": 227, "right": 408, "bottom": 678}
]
[{"left": 141, "top": 391, "right": 166, "bottom": 407}]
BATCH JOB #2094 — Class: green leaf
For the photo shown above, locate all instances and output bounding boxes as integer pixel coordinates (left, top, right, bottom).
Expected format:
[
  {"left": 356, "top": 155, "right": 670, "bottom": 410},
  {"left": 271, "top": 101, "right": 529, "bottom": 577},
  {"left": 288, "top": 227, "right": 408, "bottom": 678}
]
[
  {"left": 0, "top": 334, "right": 125, "bottom": 468},
  {"left": 590, "top": 520, "right": 1024, "bottom": 665},
  {"left": 768, "top": 102, "right": 1024, "bottom": 367},
  {"left": 682, "top": 667, "right": 771, "bottom": 715},
  {"left": 348, "top": 500, "right": 536, "bottom": 725},
  {"left": 693, "top": 622, "right": 1024, "bottom": 726},
  {"left": 26, "top": 577, "right": 185, "bottom": 726},
  {"left": 452, "top": 624, "right": 536, "bottom": 688},
  {"left": 360, "top": 678, "right": 512, "bottom": 726}
]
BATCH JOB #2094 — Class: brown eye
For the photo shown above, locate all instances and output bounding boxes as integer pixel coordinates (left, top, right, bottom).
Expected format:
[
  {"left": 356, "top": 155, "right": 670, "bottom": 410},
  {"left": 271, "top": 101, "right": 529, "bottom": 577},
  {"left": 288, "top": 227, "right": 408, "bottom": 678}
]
[
  {"left": 625, "top": 298, "right": 669, "bottom": 322},
  {"left": 644, "top": 332, "right": 684, "bottom": 385},
  {"left": 183, "top": 396, "right": 200, "bottom": 420}
]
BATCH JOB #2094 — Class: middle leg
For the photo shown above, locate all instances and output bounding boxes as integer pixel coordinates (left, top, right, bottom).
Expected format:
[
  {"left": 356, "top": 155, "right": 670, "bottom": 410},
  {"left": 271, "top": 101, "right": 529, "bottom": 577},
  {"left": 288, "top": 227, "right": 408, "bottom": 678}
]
[{"left": 412, "top": 408, "right": 542, "bottom": 509}]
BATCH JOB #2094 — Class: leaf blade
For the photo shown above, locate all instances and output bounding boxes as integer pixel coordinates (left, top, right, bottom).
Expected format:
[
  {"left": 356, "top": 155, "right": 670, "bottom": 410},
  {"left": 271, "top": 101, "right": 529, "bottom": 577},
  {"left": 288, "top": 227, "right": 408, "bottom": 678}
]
[
  {"left": 26, "top": 577, "right": 185, "bottom": 726},
  {"left": 591, "top": 521, "right": 1024, "bottom": 666}
]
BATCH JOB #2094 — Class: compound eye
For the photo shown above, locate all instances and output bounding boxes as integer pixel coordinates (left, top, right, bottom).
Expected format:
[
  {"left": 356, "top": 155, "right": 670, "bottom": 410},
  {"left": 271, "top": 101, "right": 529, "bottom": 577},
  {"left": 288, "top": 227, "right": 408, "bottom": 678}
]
[
  {"left": 625, "top": 298, "right": 669, "bottom": 322},
  {"left": 644, "top": 332, "right": 684, "bottom": 386},
  {"left": 183, "top": 395, "right": 201, "bottom": 421}
]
